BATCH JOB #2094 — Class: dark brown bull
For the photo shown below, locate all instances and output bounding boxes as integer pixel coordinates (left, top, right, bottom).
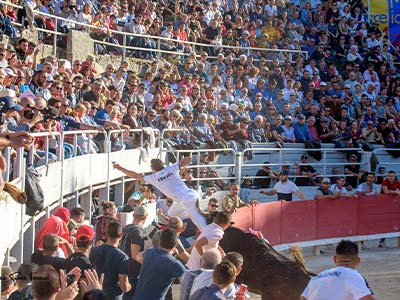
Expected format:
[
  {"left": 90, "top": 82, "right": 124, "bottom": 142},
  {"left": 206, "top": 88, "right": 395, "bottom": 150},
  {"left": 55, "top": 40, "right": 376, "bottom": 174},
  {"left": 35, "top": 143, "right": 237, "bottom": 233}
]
[{"left": 220, "top": 226, "right": 312, "bottom": 300}]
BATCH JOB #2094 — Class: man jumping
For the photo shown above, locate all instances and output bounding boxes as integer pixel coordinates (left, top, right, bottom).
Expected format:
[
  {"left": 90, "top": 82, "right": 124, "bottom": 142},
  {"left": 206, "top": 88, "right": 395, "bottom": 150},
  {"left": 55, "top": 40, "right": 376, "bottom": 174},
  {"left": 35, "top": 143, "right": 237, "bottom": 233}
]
[{"left": 113, "top": 157, "right": 208, "bottom": 231}]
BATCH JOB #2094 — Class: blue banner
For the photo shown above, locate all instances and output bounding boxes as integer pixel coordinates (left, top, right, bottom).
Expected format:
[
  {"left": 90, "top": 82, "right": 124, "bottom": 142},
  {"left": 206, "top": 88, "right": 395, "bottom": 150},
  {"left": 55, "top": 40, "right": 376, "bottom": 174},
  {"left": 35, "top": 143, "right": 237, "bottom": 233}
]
[{"left": 389, "top": 0, "right": 400, "bottom": 46}]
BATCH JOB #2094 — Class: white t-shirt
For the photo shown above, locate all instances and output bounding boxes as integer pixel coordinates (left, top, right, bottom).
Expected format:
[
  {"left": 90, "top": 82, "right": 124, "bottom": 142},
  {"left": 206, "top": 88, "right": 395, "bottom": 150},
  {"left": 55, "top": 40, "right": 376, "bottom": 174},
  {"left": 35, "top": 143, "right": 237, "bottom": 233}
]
[
  {"left": 144, "top": 163, "right": 207, "bottom": 231},
  {"left": 273, "top": 180, "right": 299, "bottom": 200},
  {"left": 273, "top": 180, "right": 299, "bottom": 193},
  {"left": 167, "top": 201, "right": 190, "bottom": 220},
  {"left": 356, "top": 183, "right": 380, "bottom": 195},
  {"left": 144, "top": 163, "right": 198, "bottom": 204},
  {"left": 186, "top": 223, "right": 224, "bottom": 270},
  {"left": 330, "top": 184, "right": 349, "bottom": 194},
  {"left": 301, "top": 266, "right": 373, "bottom": 300}
]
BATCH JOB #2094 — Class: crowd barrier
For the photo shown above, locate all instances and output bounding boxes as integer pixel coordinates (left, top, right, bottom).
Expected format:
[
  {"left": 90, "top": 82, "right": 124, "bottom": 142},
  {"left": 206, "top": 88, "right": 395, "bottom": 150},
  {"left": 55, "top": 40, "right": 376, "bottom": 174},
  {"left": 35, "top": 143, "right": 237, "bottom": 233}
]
[{"left": 232, "top": 195, "right": 400, "bottom": 246}]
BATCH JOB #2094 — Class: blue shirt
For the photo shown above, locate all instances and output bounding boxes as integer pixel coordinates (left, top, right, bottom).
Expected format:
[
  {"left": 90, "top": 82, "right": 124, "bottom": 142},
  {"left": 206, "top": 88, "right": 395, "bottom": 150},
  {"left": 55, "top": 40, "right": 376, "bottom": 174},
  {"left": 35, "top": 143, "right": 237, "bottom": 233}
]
[
  {"left": 58, "top": 115, "right": 82, "bottom": 131},
  {"left": 94, "top": 109, "right": 110, "bottom": 126},
  {"left": 293, "top": 122, "right": 312, "bottom": 142},
  {"left": 89, "top": 244, "right": 129, "bottom": 298},
  {"left": 134, "top": 248, "right": 186, "bottom": 300},
  {"left": 190, "top": 283, "right": 226, "bottom": 300}
]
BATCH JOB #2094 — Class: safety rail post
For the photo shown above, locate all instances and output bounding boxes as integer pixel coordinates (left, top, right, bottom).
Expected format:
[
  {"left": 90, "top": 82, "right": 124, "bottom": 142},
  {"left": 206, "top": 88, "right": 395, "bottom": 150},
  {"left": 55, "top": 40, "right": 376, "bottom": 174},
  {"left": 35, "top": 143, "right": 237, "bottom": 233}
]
[
  {"left": 120, "top": 130, "right": 124, "bottom": 147},
  {"left": 114, "top": 177, "right": 125, "bottom": 208},
  {"left": 3, "top": 147, "right": 11, "bottom": 182},
  {"left": 14, "top": 147, "right": 25, "bottom": 181},
  {"left": 57, "top": 133, "right": 64, "bottom": 161},
  {"left": 103, "top": 130, "right": 111, "bottom": 202},
  {"left": 235, "top": 152, "right": 243, "bottom": 184},
  {"left": 322, "top": 149, "right": 327, "bottom": 177},
  {"left": 58, "top": 132, "right": 65, "bottom": 207},
  {"left": 122, "top": 34, "right": 127, "bottom": 60},
  {"left": 140, "top": 129, "right": 144, "bottom": 148},
  {"left": 73, "top": 134, "right": 78, "bottom": 157},
  {"left": 44, "top": 136, "right": 49, "bottom": 166},
  {"left": 157, "top": 39, "right": 161, "bottom": 61},
  {"left": 27, "top": 144, "right": 35, "bottom": 167},
  {"left": 87, "top": 133, "right": 93, "bottom": 154}
]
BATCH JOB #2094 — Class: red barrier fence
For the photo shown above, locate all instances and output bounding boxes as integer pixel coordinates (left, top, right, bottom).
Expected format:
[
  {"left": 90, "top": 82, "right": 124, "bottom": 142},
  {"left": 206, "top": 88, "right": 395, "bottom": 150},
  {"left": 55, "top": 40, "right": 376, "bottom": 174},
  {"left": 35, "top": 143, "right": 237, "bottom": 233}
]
[{"left": 234, "top": 195, "right": 400, "bottom": 246}]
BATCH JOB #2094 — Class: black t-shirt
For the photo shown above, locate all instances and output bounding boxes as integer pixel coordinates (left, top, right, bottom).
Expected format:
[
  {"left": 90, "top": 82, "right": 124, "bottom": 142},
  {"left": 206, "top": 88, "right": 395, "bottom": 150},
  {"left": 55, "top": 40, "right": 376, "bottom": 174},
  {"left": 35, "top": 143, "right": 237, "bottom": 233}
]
[
  {"left": 89, "top": 244, "right": 129, "bottom": 298},
  {"left": 254, "top": 169, "right": 271, "bottom": 188},
  {"left": 204, "top": 26, "right": 219, "bottom": 41},
  {"left": 277, "top": 192, "right": 293, "bottom": 201},
  {"left": 65, "top": 252, "right": 93, "bottom": 277},
  {"left": 121, "top": 224, "right": 147, "bottom": 277},
  {"left": 296, "top": 165, "right": 317, "bottom": 186},
  {"left": 345, "top": 164, "right": 361, "bottom": 188},
  {"left": 31, "top": 250, "right": 66, "bottom": 272}
]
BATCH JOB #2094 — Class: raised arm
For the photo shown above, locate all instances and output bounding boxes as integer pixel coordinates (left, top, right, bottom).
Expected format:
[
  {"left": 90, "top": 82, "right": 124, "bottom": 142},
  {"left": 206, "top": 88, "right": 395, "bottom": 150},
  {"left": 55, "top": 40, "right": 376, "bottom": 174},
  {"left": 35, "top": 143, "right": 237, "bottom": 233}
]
[
  {"left": 113, "top": 163, "right": 144, "bottom": 182},
  {"left": 260, "top": 189, "right": 277, "bottom": 196},
  {"left": 295, "top": 190, "right": 305, "bottom": 200},
  {"left": 179, "top": 155, "right": 193, "bottom": 168},
  {"left": 196, "top": 200, "right": 209, "bottom": 217}
]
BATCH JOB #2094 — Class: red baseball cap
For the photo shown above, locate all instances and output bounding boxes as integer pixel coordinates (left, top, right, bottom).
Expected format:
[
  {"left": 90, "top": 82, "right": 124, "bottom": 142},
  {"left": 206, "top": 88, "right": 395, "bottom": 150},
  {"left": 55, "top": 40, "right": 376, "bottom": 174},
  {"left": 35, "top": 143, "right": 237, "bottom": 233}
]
[{"left": 76, "top": 225, "right": 95, "bottom": 242}]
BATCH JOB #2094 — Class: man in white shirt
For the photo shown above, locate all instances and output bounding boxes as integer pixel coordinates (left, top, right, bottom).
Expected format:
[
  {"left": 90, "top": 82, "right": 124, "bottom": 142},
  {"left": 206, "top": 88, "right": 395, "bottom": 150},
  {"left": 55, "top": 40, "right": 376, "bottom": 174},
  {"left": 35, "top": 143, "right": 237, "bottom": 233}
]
[
  {"left": 330, "top": 176, "right": 357, "bottom": 198},
  {"left": 186, "top": 212, "right": 232, "bottom": 270},
  {"left": 356, "top": 172, "right": 380, "bottom": 196},
  {"left": 260, "top": 170, "right": 305, "bottom": 201},
  {"left": 301, "top": 240, "right": 376, "bottom": 300},
  {"left": 113, "top": 157, "right": 207, "bottom": 231}
]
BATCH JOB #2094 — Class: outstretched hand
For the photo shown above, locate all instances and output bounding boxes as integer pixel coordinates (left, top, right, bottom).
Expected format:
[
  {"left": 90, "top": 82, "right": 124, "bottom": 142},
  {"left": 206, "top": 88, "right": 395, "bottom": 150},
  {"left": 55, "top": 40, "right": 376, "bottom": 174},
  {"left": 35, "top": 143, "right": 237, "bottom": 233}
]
[
  {"left": 113, "top": 163, "right": 122, "bottom": 170},
  {"left": 179, "top": 155, "right": 192, "bottom": 167},
  {"left": 80, "top": 269, "right": 104, "bottom": 294},
  {"left": 56, "top": 268, "right": 81, "bottom": 300}
]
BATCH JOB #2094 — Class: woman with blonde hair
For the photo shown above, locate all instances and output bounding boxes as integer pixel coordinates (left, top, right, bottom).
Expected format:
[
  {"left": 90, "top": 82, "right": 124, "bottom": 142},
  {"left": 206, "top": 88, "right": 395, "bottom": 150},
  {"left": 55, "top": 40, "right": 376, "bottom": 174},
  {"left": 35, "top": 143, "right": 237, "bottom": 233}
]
[
  {"left": 73, "top": 103, "right": 99, "bottom": 154},
  {"left": 245, "top": 67, "right": 260, "bottom": 92}
]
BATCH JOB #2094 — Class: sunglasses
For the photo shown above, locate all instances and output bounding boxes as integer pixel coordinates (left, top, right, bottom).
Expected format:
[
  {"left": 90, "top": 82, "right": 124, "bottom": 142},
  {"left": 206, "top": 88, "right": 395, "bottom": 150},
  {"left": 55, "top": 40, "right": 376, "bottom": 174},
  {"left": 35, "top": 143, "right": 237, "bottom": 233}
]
[{"left": 210, "top": 204, "right": 219, "bottom": 208}]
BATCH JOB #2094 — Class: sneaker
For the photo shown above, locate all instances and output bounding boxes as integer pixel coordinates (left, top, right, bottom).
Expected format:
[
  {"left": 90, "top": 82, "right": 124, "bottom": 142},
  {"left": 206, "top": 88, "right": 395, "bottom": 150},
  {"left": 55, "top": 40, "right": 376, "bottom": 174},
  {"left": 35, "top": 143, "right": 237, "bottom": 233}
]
[{"left": 378, "top": 241, "right": 387, "bottom": 248}]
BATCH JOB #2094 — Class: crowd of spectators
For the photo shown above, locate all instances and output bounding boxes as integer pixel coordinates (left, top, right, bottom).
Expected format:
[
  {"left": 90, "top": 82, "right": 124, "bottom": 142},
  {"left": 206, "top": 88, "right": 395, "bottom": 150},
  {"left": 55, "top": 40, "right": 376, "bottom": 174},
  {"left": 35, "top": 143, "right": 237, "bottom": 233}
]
[{"left": 0, "top": 197, "right": 250, "bottom": 300}]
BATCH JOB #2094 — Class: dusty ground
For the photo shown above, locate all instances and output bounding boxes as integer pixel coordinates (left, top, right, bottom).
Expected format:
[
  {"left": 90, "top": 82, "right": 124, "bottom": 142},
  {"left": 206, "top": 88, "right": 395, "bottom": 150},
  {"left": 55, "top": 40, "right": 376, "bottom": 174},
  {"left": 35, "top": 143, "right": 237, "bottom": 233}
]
[{"left": 174, "top": 238, "right": 400, "bottom": 300}]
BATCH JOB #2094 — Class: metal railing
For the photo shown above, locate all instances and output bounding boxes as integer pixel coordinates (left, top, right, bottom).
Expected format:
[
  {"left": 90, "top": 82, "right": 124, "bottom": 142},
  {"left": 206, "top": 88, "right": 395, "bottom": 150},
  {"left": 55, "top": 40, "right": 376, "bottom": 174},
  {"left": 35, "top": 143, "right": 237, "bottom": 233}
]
[
  {"left": 0, "top": 0, "right": 307, "bottom": 61},
  {"left": 241, "top": 147, "right": 367, "bottom": 181},
  {"left": 372, "top": 147, "right": 400, "bottom": 169}
]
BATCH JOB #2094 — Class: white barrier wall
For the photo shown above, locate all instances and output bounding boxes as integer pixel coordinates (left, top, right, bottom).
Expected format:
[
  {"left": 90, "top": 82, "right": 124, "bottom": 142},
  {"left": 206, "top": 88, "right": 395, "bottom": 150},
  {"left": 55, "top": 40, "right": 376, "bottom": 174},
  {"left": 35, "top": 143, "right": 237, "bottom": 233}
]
[{"left": 0, "top": 148, "right": 161, "bottom": 267}]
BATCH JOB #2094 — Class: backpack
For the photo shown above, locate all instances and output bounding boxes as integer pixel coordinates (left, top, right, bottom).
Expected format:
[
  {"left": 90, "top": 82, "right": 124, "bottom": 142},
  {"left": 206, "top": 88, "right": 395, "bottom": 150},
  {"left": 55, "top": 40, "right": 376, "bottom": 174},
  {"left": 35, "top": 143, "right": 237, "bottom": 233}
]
[{"left": 25, "top": 165, "right": 44, "bottom": 216}]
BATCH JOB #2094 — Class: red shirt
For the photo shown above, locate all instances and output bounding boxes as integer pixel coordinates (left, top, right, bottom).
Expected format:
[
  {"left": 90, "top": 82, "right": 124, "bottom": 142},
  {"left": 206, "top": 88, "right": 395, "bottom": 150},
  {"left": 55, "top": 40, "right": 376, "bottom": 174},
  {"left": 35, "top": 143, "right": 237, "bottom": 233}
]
[{"left": 381, "top": 179, "right": 400, "bottom": 193}]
